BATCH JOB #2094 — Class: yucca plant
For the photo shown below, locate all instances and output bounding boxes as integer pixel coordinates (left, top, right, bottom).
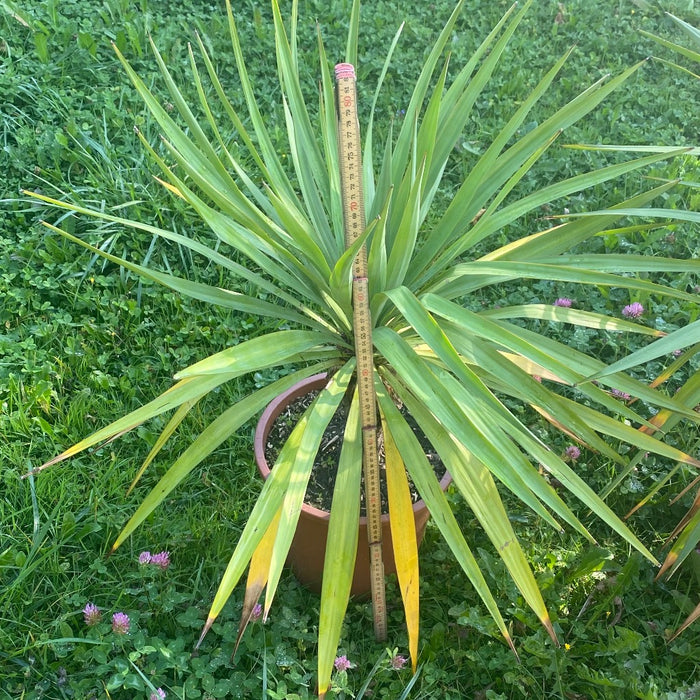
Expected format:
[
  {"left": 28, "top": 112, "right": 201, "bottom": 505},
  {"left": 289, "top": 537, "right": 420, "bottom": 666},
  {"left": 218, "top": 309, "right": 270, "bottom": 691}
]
[
  {"left": 569, "top": 10, "right": 700, "bottom": 640},
  {"left": 27, "top": 0, "right": 700, "bottom": 694}
]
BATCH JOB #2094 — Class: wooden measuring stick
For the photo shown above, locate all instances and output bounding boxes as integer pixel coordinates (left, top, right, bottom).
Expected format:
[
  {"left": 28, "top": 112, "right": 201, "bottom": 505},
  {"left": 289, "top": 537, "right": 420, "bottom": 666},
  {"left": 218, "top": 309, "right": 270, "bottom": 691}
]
[{"left": 334, "top": 62, "right": 387, "bottom": 642}]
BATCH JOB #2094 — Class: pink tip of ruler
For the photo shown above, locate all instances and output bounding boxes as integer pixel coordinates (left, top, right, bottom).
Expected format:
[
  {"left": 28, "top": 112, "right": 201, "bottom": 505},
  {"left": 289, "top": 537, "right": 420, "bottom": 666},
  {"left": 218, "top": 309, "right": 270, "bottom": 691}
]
[{"left": 334, "top": 63, "right": 356, "bottom": 80}]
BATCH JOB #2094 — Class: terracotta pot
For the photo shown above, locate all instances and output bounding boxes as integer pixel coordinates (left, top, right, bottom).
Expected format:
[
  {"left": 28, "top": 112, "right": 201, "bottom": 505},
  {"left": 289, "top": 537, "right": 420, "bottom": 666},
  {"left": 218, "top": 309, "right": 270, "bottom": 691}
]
[{"left": 254, "top": 372, "right": 451, "bottom": 597}]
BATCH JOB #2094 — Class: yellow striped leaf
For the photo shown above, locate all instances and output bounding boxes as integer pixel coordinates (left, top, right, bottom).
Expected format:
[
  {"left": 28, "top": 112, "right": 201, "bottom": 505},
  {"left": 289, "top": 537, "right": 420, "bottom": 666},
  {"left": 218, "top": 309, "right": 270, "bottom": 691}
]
[{"left": 382, "top": 414, "right": 420, "bottom": 672}]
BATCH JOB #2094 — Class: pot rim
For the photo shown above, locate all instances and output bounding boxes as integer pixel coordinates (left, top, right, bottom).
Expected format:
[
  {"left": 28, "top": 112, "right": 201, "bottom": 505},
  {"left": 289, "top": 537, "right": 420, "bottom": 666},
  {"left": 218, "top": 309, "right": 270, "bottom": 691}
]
[{"left": 254, "top": 371, "right": 452, "bottom": 521}]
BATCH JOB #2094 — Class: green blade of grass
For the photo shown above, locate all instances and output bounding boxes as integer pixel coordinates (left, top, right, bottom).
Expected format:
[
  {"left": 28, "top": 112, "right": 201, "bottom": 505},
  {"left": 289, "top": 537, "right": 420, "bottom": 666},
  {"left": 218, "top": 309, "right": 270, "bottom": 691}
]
[{"left": 317, "top": 26, "right": 344, "bottom": 253}]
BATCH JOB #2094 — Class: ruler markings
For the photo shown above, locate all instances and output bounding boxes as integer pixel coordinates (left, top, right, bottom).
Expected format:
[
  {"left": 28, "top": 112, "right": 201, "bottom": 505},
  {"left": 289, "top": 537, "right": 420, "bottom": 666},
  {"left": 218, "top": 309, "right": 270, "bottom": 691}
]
[{"left": 335, "top": 62, "right": 386, "bottom": 641}]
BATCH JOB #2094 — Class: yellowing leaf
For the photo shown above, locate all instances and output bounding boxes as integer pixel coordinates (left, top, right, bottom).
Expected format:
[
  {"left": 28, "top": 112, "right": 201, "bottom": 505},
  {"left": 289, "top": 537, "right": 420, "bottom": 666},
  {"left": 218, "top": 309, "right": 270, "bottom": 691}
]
[
  {"left": 233, "top": 508, "right": 282, "bottom": 658},
  {"left": 383, "top": 415, "right": 420, "bottom": 673}
]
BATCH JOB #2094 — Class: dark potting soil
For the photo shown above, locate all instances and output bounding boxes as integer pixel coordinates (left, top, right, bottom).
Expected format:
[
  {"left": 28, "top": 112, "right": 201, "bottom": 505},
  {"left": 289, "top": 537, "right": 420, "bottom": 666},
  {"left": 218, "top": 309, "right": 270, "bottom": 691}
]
[{"left": 264, "top": 389, "right": 445, "bottom": 515}]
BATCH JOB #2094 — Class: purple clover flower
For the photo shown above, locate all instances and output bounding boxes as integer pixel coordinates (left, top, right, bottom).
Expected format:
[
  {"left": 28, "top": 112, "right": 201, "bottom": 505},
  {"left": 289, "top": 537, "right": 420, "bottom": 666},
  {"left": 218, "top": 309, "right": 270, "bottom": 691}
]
[
  {"left": 111, "top": 612, "right": 130, "bottom": 635},
  {"left": 138, "top": 551, "right": 152, "bottom": 565},
  {"left": 150, "top": 551, "right": 170, "bottom": 570},
  {"left": 83, "top": 603, "right": 101, "bottom": 626},
  {"left": 149, "top": 690, "right": 166, "bottom": 700},
  {"left": 390, "top": 654, "right": 408, "bottom": 670},
  {"left": 554, "top": 298, "right": 573, "bottom": 307},
  {"left": 564, "top": 445, "right": 581, "bottom": 462},
  {"left": 622, "top": 302, "right": 644, "bottom": 319},
  {"left": 251, "top": 603, "right": 263, "bottom": 621},
  {"left": 611, "top": 388, "right": 631, "bottom": 400},
  {"left": 334, "top": 655, "right": 352, "bottom": 672}
]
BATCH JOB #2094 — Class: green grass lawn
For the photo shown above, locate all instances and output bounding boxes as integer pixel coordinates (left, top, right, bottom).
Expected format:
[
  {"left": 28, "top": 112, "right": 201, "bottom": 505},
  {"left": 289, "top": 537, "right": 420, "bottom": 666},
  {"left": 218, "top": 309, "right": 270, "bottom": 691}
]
[{"left": 2, "top": 0, "right": 700, "bottom": 698}]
